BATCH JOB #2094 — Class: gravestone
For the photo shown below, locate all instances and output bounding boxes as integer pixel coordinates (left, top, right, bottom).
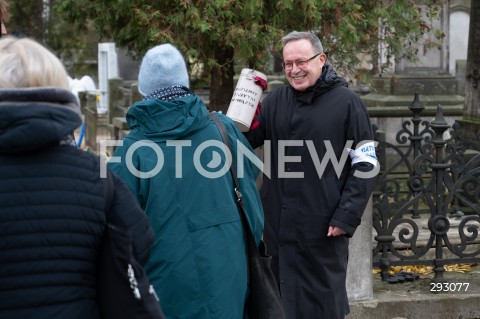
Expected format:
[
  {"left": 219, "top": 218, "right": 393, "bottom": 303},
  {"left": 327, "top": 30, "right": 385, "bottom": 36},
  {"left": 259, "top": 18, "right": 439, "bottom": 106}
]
[
  {"left": 98, "top": 43, "right": 119, "bottom": 114},
  {"left": 361, "top": 2, "right": 467, "bottom": 146}
]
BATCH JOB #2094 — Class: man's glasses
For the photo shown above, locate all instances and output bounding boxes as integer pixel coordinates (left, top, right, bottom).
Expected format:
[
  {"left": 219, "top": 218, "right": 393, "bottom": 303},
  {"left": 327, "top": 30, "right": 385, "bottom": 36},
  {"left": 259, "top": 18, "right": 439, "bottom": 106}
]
[{"left": 282, "top": 53, "right": 322, "bottom": 71}]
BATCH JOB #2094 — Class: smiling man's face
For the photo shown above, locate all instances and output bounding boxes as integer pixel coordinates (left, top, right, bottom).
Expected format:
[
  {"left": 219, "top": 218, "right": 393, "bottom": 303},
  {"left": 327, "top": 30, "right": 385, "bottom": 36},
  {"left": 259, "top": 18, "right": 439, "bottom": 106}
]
[{"left": 282, "top": 39, "right": 327, "bottom": 92}]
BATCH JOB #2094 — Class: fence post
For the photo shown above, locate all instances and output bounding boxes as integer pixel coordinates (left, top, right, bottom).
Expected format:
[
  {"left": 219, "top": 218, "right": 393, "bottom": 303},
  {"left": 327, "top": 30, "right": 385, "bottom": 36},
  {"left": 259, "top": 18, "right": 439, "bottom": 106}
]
[{"left": 347, "top": 196, "right": 373, "bottom": 301}]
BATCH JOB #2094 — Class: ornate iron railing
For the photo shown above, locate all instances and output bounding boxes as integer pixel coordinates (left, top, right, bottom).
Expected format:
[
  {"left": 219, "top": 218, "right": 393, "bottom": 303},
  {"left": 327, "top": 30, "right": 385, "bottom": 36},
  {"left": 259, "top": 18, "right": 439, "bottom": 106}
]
[{"left": 371, "top": 93, "right": 480, "bottom": 282}]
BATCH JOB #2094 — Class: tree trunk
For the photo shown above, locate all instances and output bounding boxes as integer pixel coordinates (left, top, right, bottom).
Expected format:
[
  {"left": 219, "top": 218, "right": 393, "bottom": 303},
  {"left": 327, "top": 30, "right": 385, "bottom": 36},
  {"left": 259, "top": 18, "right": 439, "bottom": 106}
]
[
  {"left": 209, "top": 45, "right": 235, "bottom": 114},
  {"left": 464, "top": 0, "right": 480, "bottom": 121}
]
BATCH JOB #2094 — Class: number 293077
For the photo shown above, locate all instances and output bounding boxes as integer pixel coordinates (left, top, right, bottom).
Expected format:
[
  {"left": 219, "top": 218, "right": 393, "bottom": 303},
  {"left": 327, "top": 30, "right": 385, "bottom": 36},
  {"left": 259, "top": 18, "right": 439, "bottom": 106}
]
[{"left": 430, "top": 282, "right": 469, "bottom": 292}]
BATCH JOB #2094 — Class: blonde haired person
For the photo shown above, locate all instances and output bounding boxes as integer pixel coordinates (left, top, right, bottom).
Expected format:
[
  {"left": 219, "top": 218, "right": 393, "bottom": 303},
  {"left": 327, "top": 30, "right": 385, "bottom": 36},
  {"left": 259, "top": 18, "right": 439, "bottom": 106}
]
[
  {"left": 0, "top": 37, "right": 69, "bottom": 88},
  {"left": 0, "top": 37, "right": 155, "bottom": 319}
]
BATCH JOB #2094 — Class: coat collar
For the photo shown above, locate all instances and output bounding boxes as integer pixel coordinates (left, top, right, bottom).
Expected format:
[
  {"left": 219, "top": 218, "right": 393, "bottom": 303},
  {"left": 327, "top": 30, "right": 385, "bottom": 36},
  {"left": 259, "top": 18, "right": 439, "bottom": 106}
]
[
  {"left": 290, "top": 64, "right": 348, "bottom": 104},
  {"left": 0, "top": 87, "right": 81, "bottom": 154}
]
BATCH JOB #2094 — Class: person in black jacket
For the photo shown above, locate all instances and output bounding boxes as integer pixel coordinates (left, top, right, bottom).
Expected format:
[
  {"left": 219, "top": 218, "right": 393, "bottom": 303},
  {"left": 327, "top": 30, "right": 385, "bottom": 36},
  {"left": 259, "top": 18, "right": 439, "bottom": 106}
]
[
  {"left": 0, "top": 36, "right": 155, "bottom": 319},
  {"left": 244, "top": 31, "right": 378, "bottom": 319}
]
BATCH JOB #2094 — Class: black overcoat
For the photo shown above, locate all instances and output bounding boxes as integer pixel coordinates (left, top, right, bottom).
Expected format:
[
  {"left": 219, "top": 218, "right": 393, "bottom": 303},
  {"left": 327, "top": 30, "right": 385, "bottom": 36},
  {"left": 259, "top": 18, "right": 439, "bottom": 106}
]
[{"left": 245, "top": 65, "right": 376, "bottom": 319}]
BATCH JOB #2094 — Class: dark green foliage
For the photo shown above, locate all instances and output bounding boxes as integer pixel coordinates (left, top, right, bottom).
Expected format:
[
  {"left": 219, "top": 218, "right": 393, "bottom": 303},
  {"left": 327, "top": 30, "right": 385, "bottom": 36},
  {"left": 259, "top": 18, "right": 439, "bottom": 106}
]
[{"left": 44, "top": 0, "right": 445, "bottom": 110}]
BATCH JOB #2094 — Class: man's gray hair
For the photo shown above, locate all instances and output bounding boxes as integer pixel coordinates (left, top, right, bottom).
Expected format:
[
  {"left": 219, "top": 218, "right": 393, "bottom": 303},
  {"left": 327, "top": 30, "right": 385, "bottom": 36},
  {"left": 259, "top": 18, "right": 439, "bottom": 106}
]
[{"left": 281, "top": 31, "right": 324, "bottom": 54}]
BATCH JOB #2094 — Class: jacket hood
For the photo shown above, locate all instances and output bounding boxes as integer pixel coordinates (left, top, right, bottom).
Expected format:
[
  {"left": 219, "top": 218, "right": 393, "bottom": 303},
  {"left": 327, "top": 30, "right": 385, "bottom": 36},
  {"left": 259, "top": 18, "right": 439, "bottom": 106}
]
[
  {"left": 0, "top": 87, "right": 82, "bottom": 154},
  {"left": 126, "top": 95, "right": 210, "bottom": 142},
  {"left": 292, "top": 64, "right": 348, "bottom": 103}
]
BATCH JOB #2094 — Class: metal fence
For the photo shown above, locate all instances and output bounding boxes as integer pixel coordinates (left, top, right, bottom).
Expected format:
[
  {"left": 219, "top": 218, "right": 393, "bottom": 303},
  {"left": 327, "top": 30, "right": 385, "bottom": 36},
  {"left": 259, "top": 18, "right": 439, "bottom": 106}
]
[{"left": 371, "top": 93, "right": 480, "bottom": 282}]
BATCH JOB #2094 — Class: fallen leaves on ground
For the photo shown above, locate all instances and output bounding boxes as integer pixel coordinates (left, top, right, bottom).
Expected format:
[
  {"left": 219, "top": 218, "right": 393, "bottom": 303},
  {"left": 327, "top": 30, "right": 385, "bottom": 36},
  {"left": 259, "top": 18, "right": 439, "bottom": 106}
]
[
  {"left": 372, "top": 263, "right": 479, "bottom": 275},
  {"left": 443, "top": 263, "right": 474, "bottom": 273}
]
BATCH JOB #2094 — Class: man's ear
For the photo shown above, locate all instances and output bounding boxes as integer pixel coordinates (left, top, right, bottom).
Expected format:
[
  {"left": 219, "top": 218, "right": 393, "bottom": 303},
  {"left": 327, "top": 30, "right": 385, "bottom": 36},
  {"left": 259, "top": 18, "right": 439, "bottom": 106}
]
[{"left": 319, "top": 53, "right": 327, "bottom": 65}]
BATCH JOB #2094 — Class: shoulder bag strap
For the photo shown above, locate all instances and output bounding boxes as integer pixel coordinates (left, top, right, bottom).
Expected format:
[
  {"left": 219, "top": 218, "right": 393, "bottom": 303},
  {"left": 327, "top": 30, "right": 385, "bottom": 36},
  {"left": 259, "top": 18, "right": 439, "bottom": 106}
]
[{"left": 208, "top": 113, "right": 259, "bottom": 254}]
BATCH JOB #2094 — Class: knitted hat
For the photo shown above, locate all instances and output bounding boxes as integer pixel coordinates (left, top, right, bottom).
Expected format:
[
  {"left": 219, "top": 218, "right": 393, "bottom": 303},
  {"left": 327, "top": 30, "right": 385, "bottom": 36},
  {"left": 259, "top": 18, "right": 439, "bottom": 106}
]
[{"left": 138, "top": 44, "right": 189, "bottom": 96}]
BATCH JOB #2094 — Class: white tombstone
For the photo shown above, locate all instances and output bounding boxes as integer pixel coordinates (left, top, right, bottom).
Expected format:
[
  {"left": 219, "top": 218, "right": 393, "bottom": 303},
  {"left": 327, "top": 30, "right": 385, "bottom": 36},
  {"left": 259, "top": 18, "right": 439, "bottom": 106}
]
[
  {"left": 449, "top": 9, "right": 469, "bottom": 75},
  {"left": 98, "top": 43, "right": 119, "bottom": 114},
  {"left": 395, "top": 4, "right": 448, "bottom": 74}
]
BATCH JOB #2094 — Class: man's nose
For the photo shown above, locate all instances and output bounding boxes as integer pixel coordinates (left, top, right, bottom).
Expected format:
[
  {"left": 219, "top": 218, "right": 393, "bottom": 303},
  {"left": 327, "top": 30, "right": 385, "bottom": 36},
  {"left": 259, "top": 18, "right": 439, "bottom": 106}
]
[{"left": 291, "top": 62, "right": 301, "bottom": 72}]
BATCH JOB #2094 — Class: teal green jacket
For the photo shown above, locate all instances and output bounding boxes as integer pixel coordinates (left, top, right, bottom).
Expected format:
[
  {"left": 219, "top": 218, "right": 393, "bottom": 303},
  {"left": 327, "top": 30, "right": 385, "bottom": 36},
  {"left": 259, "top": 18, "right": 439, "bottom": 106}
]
[{"left": 108, "top": 95, "right": 264, "bottom": 319}]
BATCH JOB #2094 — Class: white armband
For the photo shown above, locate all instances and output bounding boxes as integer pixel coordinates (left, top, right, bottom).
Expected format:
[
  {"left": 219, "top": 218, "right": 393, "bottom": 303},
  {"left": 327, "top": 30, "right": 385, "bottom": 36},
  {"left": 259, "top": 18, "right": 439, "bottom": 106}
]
[{"left": 347, "top": 141, "right": 378, "bottom": 166}]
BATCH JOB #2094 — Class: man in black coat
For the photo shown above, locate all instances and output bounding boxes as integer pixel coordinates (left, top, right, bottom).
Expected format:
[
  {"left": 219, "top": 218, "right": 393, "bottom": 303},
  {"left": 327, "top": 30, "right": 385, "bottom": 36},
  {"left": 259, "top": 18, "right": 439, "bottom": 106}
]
[{"left": 245, "top": 31, "right": 378, "bottom": 319}]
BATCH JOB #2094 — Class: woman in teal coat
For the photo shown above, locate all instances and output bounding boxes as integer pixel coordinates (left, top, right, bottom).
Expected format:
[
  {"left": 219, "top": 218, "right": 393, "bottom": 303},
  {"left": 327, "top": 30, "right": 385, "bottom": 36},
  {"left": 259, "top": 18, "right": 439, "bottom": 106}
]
[{"left": 108, "top": 44, "right": 264, "bottom": 319}]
